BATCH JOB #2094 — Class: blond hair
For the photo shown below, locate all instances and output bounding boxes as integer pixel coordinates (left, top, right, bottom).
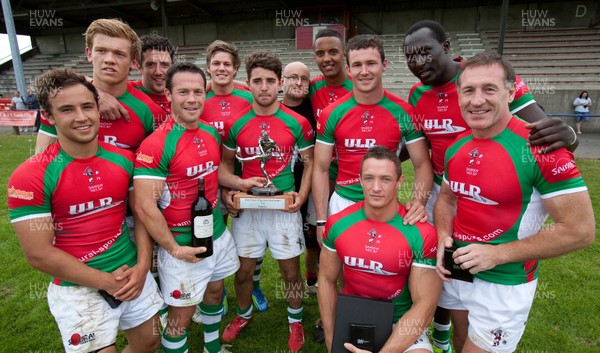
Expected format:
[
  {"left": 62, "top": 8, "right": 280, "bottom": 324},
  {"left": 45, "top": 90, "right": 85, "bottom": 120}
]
[{"left": 85, "top": 18, "right": 141, "bottom": 61}]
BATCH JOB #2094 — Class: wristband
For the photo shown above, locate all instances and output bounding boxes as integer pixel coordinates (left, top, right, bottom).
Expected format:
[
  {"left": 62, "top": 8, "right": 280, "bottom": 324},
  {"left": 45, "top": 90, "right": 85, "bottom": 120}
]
[
  {"left": 316, "top": 220, "right": 326, "bottom": 227},
  {"left": 567, "top": 126, "right": 578, "bottom": 146}
]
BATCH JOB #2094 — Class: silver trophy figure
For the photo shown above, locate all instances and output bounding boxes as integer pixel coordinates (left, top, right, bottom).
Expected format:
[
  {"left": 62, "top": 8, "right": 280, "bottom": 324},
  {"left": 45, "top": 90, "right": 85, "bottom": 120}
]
[{"left": 235, "top": 131, "right": 283, "bottom": 195}]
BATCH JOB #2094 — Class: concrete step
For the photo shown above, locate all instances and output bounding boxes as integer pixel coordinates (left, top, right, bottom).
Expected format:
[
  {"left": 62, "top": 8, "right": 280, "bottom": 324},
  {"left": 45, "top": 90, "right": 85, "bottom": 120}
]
[{"left": 499, "top": 47, "right": 600, "bottom": 54}]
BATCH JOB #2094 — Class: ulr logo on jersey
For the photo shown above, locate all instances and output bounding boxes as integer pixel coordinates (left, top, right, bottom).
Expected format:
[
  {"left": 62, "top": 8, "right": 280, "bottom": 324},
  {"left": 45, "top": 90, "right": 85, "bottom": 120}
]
[
  {"left": 423, "top": 119, "right": 465, "bottom": 134},
  {"left": 103, "top": 135, "right": 130, "bottom": 149},
  {"left": 211, "top": 121, "right": 224, "bottom": 131},
  {"left": 344, "top": 256, "right": 395, "bottom": 275},
  {"left": 69, "top": 197, "right": 114, "bottom": 215},
  {"left": 344, "top": 139, "right": 376, "bottom": 148},
  {"left": 449, "top": 181, "right": 498, "bottom": 205},
  {"left": 186, "top": 161, "right": 215, "bottom": 177}
]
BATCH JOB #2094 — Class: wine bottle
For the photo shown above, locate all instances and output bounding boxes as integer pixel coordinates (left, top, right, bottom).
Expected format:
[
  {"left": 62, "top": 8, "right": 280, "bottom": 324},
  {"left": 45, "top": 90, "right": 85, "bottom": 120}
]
[{"left": 191, "top": 177, "right": 213, "bottom": 258}]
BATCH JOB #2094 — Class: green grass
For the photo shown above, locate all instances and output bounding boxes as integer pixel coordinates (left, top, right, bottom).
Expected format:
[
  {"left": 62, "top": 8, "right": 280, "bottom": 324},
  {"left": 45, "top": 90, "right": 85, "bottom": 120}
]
[{"left": 1, "top": 134, "right": 598, "bottom": 352}]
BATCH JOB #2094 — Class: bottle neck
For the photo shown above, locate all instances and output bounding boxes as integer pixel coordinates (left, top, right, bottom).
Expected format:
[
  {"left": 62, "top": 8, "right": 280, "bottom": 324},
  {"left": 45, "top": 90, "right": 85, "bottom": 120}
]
[{"left": 197, "top": 178, "right": 205, "bottom": 197}]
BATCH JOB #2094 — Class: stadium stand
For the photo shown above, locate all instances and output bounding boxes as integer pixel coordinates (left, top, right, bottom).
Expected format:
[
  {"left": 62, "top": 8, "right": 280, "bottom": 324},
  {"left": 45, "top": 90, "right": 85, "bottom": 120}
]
[
  {"left": 481, "top": 27, "right": 600, "bottom": 90},
  {"left": 1, "top": 28, "right": 598, "bottom": 98}
]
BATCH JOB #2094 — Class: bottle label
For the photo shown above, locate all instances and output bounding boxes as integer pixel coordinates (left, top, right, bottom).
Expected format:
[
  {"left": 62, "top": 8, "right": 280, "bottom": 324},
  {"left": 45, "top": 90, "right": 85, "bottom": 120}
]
[{"left": 194, "top": 215, "right": 213, "bottom": 239}]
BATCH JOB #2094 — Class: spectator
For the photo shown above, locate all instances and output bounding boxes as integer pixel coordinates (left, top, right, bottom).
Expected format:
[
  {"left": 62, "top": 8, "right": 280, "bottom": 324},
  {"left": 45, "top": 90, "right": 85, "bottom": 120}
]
[
  {"left": 24, "top": 88, "right": 41, "bottom": 132},
  {"left": 10, "top": 90, "right": 26, "bottom": 135},
  {"left": 573, "top": 90, "right": 592, "bottom": 134}
]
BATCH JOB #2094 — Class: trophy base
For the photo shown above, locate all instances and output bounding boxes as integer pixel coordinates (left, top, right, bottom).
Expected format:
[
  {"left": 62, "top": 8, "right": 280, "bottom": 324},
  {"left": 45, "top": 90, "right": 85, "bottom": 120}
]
[
  {"left": 234, "top": 192, "right": 293, "bottom": 211},
  {"left": 248, "top": 186, "right": 284, "bottom": 196}
]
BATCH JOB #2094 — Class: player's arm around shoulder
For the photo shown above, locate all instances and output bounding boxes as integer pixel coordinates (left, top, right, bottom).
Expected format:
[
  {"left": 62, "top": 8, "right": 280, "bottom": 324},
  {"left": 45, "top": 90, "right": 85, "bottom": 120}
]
[{"left": 520, "top": 103, "right": 578, "bottom": 152}]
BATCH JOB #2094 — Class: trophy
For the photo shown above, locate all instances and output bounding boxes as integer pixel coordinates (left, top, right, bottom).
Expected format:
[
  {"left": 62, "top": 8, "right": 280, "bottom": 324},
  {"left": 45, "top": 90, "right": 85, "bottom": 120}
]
[{"left": 233, "top": 131, "right": 293, "bottom": 210}]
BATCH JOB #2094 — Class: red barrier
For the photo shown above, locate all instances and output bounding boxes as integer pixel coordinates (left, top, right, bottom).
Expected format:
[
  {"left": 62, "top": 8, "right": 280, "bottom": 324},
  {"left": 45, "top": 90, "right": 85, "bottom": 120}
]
[{"left": 0, "top": 109, "right": 37, "bottom": 126}]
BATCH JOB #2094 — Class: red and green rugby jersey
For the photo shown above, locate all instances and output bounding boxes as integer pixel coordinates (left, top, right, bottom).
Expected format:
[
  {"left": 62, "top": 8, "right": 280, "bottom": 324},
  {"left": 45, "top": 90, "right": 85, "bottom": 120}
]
[
  {"left": 308, "top": 75, "right": 353, "bottom": 119},
  {"left": 323, "top": 202, "right": 437, "bottom": 322},
  {"left": 444, "top": 117, "right": 587, "bottom": 285},
  {"left": 133, "top": 117, "right": 225, "bottom": 245},
  {"left": 511, "top": 73, "right": 536, "bottom": 115},
  {"left": 309, "top": 75, "right": 352, "bottom": 181},
  {"left": 129, "top": 79, "right": 171, "bottom": 118},
  {"left": 223, "top": 103, "right": 315, "bottom": 193},
  {"left": 8, "top": 141, "right": 137, "bottom": 286},
  {"left": 409, "top": 59, "right": 536, "bottom": 186},
  {"left": 40, "top": 85, "right": 161, "bottom": 152},
  {"left": 200, "top": 86, "right": 253, "bottom": 138},
  {"left": 317, "top": 90, "right": 424, "bottom": 202}
]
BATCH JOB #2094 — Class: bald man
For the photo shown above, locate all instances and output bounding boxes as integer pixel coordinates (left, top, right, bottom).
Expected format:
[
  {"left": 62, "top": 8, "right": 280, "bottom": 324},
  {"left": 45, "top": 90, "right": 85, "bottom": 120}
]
[{"left": 282, "top": 61, "right": 320, "bottom": 295}]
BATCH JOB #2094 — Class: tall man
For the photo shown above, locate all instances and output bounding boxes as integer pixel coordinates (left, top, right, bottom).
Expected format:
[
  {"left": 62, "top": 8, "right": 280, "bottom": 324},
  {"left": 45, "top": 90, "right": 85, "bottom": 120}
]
[
  {"left": 85, "top": 33, "right": 174, "bottom": 122},
  {"left": 220, "top": 51, "right": 315, "bottom": 352},
  {"left": 403, "top": 20, "right": 580, "bottom": 352},
  {"left": 201, "top": 40, "right": 253, "bottom": 137},
  {"left": 36, "top": 19, "right": 164, "bottom": 153},
  {"left": 8, "top": 68, "right": 162, "bottom": 353},
  {"left": 133, "top": 63, "right": 249, "bottom": 353},
  {"left": 320, "top": 146, "right": 441, "bottom": 353},
  {"left": 309, "top": 29, "right": 353, "bottom": 120},
  {"left": 435, "top": 52, "right": 594, "bottom": 353},
  {"left": 199, "top": 39, "right": 270, "bottom": 316},
  {"left": 312, "top": 34, "right": 432, "bottom": 245},
  {"left": 282, "top": 61, "right": 320, "bottom": 295}
]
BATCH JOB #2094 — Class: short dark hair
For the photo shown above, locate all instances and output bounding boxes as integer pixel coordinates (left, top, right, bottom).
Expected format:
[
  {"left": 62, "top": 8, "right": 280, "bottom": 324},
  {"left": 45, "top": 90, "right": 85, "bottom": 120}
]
[
  {"left": 360, "top": 145, "right": 402, "bottom": 179},
  {"left": 346, "top": 34, "right": 385, "bottom": 64},
  {"left": 206, "top": 40, "right": 241, "bottom": 71},
  {"left": 244, "top": 51, "right": 282, "bottom": 80},
  {"left": 36, "top": 68, "right": 98, "bottom": 113},
  {"left": 165, "top": 62, "right": 207, "bottom": 92},
  {"left": 457, "top": 52, "right": 516, "bottom": 89},
  {"left": 405, "top": 20, "right": 448, "bottom": 44},
  {"left": 314, "top": 28, "right": 343, "bottom": 44},
  {"left": 139, "top": 33, "right": 176, "bottom": 64}
]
